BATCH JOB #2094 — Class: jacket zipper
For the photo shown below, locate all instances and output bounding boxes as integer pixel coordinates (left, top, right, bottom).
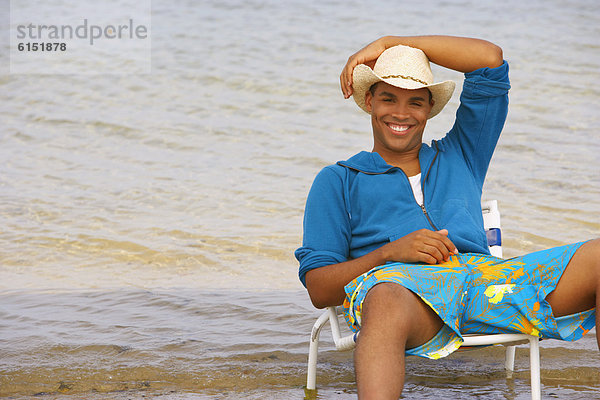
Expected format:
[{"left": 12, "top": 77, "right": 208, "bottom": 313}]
[
  {"left": 340, "top": 147, "right": 441, "bottom": 230},
  {"left": 419, "top": 203, "right": 438, "bottom": 230},
  {"left": 418, "top": 144, "right": 440, "bottom": 231}
]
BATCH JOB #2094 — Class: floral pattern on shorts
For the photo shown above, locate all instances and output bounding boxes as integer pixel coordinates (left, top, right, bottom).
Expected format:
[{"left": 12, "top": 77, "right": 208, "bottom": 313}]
[{"left": 342, "top": 242, "right": 596, "bottom": 359}]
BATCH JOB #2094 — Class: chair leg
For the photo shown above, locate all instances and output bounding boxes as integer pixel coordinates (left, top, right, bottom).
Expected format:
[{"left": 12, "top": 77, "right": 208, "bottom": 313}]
[
  {"left": 504, "top": 345, "right": 516, "bottom": 371},
  {"left": 529, "top": 337, "right": 541, "bottom": 400},
  {"left": 307, "top": 311, "right": 329, "bottom": 390},
  {"left": 503, "top": 339, "right": 541, "bottom": 400},
  {"left": 306, "top": 333, "right": 319, "bottom": 390}
]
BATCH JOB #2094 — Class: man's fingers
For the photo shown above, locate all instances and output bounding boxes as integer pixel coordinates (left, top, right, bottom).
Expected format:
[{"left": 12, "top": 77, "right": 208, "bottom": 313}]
[
  {"left": 420, "top": 243, "right": 446, "bottom": 264},
  {"left": 417, "top": 252, "right": 438, "bottom": 265},
  {"left": 339, "top": 68, "right": 347, "bottom": 97},
  {"left": 340, "top": 62, "right": 356, "bottom": 98},
  {"left": 388, "top": 229, "right": 459, "bottom": 264},
  {"left": 417, "top": 230, "right": 457, "bottom": 262},
  {"left": 341, "top": 38, "right": 388, "bottom": 98},
  {"left": 433, "top": 229, "right": 458, "bottom": 255}
]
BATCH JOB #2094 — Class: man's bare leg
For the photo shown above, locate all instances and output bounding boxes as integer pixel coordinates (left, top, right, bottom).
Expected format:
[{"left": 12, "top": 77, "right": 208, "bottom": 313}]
[
  {"left": 354, "top": 282, "right": 444, "bottom": 399},
  {"left": 545, "top": 239, "right": 600, "bottom": 347}
]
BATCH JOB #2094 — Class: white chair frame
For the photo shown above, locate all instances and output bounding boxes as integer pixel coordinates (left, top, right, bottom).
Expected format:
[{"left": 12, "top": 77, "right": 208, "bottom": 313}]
[{"left": 306, "top": 200, "right": 541, "bottom": 400}]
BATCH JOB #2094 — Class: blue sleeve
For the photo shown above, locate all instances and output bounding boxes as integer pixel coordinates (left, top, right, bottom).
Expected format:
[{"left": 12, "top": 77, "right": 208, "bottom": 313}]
[
  {"left": 440, "top": 61, "right": 511, "bottom": 188},
  {"left": 294, "top": 166, "right": 351, "bottom": 287}
]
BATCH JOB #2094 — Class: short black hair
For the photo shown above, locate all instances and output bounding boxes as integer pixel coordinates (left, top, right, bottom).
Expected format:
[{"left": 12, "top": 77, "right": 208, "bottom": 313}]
[{"left": 369, "top": 82, "right": 433, "bottom": 103}]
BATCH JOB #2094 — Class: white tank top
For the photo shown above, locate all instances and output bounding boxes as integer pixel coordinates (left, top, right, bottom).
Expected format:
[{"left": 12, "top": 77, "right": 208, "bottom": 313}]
[{"left": 408, "top": 173, "right": 424, "bottom": 206}]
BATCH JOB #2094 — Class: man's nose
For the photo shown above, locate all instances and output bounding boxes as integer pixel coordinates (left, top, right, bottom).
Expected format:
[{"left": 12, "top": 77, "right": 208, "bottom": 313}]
[{"left": 390, "top": 103, "right": 411, "bottom": 118}]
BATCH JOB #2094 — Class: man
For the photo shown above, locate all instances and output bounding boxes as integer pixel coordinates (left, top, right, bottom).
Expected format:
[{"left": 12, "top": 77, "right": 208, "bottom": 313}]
[{"left": 295, "top": 35, "right": 598, "bottom": 399}]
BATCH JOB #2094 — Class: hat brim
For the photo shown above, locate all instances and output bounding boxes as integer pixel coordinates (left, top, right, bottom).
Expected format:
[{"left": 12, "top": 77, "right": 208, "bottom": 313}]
[{"left": 352, "top": 64, "right": 456, "bottom": 119}]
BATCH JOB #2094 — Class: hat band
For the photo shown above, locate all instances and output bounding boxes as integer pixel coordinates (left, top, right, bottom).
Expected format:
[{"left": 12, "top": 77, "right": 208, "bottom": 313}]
[{"left": 380, "top": 74, "right": 429, "bottom": 86}]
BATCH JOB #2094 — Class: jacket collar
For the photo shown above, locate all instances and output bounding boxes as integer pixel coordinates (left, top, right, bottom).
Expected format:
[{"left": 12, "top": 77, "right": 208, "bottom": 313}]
[{"left": 337, "top": 143, "right": 438, "bottom": 175}]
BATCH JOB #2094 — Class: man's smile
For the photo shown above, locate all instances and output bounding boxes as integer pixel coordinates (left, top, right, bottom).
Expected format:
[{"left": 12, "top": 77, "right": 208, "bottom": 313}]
[{"left": 386, "top": 122, "right": 413, "bottom": 135}]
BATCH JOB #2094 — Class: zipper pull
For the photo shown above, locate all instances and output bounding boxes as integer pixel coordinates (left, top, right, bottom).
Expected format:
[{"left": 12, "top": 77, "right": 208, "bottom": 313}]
[{"left": 420, "top": 203, "right": 439, "bottom": 230}]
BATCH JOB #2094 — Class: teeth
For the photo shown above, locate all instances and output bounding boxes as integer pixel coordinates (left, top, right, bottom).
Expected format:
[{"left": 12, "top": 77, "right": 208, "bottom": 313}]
[{"left": 389, "top": 124, "right": 409, "bottom": 132}]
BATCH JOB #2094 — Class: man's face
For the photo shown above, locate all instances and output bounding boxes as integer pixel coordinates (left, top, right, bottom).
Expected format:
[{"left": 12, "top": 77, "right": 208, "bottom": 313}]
[{"left": 365, "top": 82, "right": 434, "bottom": 159}]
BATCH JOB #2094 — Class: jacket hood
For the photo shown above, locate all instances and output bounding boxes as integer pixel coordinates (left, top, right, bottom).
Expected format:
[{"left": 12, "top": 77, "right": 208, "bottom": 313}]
[{"left": 336, "top": 144, "right": 438, "bottom": 174}]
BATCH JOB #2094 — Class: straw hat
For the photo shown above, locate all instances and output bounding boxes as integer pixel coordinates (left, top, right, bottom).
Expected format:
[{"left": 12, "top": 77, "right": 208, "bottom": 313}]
[{"left": 352, "top": 44, "right": 456, "bottom": 118}]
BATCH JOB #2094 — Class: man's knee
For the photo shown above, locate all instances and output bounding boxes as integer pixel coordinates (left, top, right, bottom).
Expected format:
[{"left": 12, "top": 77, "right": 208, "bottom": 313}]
[
  {"left": 362, "top": 283, "right": 439, "bottom": 325},
  {"left": 547, "top": 239, "right": 600, "bottom": 317},
  {"left": 360, "top": 282, "right": 444, "bottom": 348},
  {"left": 359, "top": 283, "right": 415, "bottom": 342},
  {"left": 573, "top": 239, "right": 600, "bottom": 279},
  {"left": 364, "top": 283, "right": 412, "bottom": 311},
  {"left": 584, "top": 239, "right": 600, "bottom": 266},
  {"left": 580, "top": 239, "right": 600, "bottom": 288}
]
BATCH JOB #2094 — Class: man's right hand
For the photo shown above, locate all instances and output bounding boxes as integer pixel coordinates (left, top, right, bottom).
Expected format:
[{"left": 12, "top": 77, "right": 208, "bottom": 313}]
[
  {"left": 340, "top": 37, "right": 388, "bottom": 99},
  {"left": 381, "top": 229, "right": 459, "bottom": 265}
]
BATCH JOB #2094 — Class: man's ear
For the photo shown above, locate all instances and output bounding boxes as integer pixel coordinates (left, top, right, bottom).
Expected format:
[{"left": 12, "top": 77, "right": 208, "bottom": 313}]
[{"left": 365, "top": 90, "right": 373, "bottom": 113}]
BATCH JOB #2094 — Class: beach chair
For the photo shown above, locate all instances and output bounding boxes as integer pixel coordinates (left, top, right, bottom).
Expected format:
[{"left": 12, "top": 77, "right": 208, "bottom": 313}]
[{"left": 306, "top": 200, "right": 542, "bottom": 400}]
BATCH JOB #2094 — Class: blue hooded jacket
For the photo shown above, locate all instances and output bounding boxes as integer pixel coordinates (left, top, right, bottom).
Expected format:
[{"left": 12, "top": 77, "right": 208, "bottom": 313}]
[{"left": 296, "top": 61, "right": 511, "bottom": 287}]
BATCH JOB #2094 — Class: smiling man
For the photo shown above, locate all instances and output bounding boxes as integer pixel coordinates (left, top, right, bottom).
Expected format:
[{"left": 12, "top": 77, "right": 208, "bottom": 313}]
[{"left": 295, "top": 35, "right": 599, "bottom": 399}]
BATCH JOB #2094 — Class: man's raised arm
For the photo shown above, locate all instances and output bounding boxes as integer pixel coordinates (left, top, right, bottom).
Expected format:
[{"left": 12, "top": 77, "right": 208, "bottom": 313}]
[{"left": 341, "top": 35, "right": 503, "bottom": 98}]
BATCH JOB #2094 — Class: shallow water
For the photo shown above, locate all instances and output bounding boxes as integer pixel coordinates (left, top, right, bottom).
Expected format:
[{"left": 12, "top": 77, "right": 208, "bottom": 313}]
[{"left": 1, "top": 0, "right": 599, "bottom": 398}]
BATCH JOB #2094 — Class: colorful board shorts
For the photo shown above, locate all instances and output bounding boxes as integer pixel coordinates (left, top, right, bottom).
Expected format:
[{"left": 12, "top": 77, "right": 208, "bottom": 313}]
[{"left": 342, "top": 242, "right": 596, "bottom": 359}]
